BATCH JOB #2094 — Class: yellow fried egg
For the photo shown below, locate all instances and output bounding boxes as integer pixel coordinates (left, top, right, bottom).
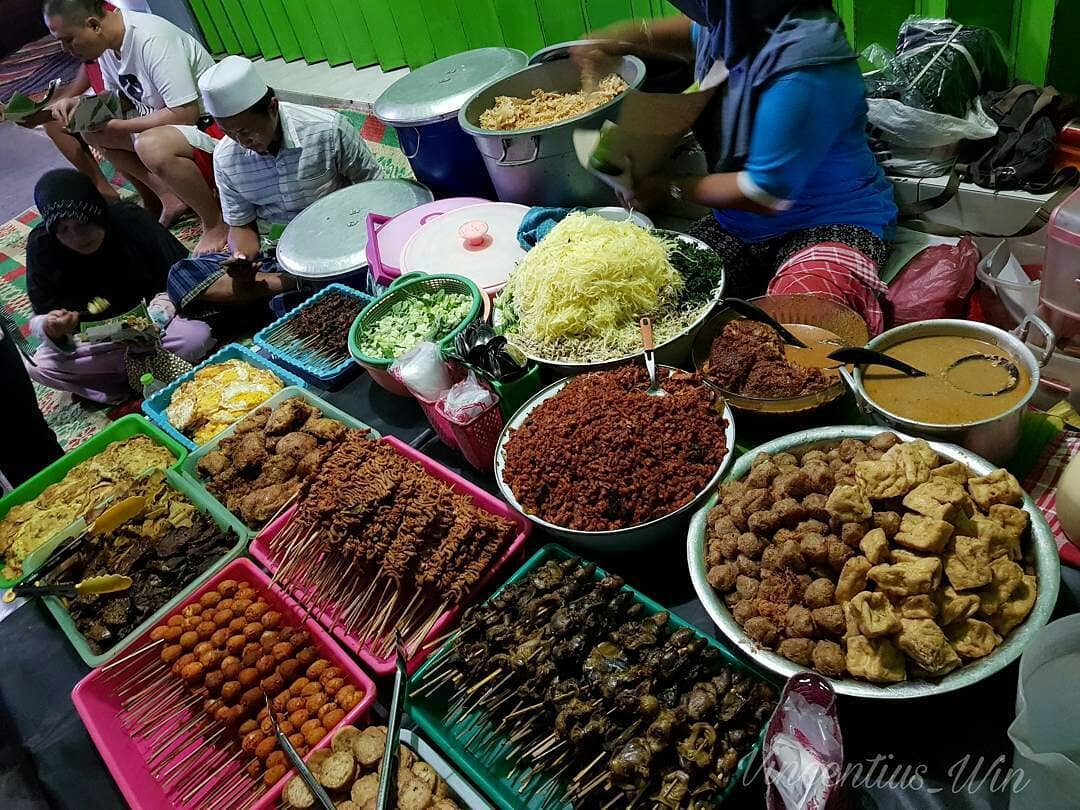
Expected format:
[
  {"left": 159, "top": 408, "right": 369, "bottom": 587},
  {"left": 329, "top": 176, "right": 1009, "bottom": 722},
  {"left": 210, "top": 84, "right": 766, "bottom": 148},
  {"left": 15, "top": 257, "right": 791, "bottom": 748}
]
[{"left": 166, "top": 360, "right": 283, "bottom": 443}]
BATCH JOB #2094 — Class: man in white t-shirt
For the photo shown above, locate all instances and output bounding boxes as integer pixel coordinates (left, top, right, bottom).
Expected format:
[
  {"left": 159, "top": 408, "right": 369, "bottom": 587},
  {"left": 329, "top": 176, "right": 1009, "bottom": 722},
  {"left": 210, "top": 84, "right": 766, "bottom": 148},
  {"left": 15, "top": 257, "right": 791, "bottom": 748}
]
[{"left": 43, "top": 0, "right": 228, "bottom": 254}]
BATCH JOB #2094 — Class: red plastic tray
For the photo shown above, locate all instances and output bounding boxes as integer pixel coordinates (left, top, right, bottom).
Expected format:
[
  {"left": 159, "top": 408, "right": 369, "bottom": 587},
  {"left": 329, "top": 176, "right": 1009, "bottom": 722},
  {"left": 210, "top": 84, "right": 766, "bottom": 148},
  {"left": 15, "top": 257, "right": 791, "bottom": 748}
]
[
  {"left": 249, "top": 435, "right": 531, "bottom": 676},
  {"left": 72, "top": 558, "right": 376, "bottom": 810}
]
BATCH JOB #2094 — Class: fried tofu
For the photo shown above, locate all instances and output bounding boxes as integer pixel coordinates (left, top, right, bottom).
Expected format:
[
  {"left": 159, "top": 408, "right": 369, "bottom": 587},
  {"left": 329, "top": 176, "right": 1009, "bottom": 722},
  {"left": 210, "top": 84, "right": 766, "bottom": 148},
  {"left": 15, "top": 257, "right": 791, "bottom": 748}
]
[
  {"left": 901, "top": 595, "right": 938, "bottom": 620},
  {"left": 847, "top": 591, "right": 901, "bottom": 638},
  {"left": 856, "top": 459, "right": 910, "bottom": 500},
  {"left": 903, "top": 476, "right": 973, "bottom": 522},
  {"left": 988, "top": 504, "right": 1027, "bottom": 561},
  {"left": 931, "top": 461, "right": 971, "bottom": 484},
  {"left": 943, "top": 535, "right": 993, "bottom": 591},
  {"left": 868, "top": 557, "right": 942, "bottom": 597},
  {"left": 938, "top": 585, "right": 981, "bottom": 626},
  {"left": 835, "top": 556, "right": 873, "bottom": 603},
  {"left": 826, "top": 485, "right": 872, "bottom": 523},
  {"left": 847, "top": 635, "right": 907, "bottom": 683},
  {"left": 859, "top": 527, "right": 891, "bottom": 565},
  {"left": 894, "top": 513, "right": 954, "bottom": 554},
  {"left": 946, "top": 619, "right": 1001, "bottom": 659},
  {"left": 968, "top": 469, "right": 1024, "bottom": 512},
  {"left": 882, "top": 440, "right": 937, "bottom": 491},
  {"left": 988, "top": 574, "right": 1037, "bottom": 636},
  {"left": 977, "top": 558, "right": 1025, "bottom": 617},
  {"left": 897, "top": 618, "right": 961, "bottom": 677}
]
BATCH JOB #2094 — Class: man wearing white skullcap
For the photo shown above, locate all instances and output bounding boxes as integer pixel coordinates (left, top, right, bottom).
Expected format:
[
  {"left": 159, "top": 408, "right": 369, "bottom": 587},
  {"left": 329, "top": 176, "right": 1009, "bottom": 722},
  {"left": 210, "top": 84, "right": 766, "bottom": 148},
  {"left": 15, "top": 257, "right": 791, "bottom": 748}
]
[{"left": 167, "top": 55, "right": 381, "bottom": 319}]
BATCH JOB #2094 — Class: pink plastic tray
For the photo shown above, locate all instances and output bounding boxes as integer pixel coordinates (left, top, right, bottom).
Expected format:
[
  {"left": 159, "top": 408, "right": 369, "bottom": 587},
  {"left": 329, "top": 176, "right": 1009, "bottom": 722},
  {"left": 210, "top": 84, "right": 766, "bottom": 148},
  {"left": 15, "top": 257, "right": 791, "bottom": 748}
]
[
  {"left": 250, "top": 435, "right": 531, "bottom": 676},
  {"left": 72, "top": 558, "right": 376, "bottom": 810}
]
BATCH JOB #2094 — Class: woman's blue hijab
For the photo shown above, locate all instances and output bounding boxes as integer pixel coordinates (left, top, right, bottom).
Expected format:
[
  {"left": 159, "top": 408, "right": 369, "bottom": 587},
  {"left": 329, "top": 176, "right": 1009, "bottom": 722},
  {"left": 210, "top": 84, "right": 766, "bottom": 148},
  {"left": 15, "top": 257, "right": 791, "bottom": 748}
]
[{"left": 669, "top": 0, "right": 855, "bottom": 171}]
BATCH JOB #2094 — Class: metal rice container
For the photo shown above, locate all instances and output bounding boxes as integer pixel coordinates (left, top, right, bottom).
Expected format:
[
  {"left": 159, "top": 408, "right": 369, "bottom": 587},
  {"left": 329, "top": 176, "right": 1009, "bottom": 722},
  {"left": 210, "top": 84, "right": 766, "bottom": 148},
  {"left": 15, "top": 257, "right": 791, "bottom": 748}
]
[
  {"left": 459, "top": 55, "right": 646, "bottom": 207},
  {"left": 374, "top": 48, "right": 527, "bottom": 199},
  {"left": 843, "top": 316, "right": 1056, "bottom": 465}
]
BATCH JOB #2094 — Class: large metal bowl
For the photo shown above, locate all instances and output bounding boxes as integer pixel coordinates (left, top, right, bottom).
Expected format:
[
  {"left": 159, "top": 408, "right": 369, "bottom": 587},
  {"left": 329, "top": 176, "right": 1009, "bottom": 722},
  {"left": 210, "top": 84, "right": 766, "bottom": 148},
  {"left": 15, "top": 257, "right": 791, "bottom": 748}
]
[
  {"left": 497, "top": 231, "right": 725, "bottom": 378},
  {"left": 495, "top": 366, "right": 736, "bottom": 551},
  {"left": 687, "top": 425, "right": 1061, "bottom": 699}
]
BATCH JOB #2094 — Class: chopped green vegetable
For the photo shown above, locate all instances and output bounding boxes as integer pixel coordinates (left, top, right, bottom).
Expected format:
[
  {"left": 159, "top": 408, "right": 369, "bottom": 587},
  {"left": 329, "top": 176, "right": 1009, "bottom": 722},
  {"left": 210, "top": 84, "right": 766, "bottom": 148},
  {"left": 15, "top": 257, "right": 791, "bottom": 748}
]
[
  {"left": 358, "top": 290, "right": 473, "bottom": 360},
  {"left": 671, "top": 241, "right": 726, "bottom": 305}
]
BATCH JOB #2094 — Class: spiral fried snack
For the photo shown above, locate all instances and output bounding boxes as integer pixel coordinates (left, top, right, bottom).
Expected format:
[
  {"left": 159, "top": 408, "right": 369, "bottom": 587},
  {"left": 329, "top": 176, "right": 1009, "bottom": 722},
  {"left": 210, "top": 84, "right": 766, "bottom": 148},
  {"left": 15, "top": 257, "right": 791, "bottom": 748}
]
[{"left": 267, "top": 434, "right": 517, "bottom": 659}]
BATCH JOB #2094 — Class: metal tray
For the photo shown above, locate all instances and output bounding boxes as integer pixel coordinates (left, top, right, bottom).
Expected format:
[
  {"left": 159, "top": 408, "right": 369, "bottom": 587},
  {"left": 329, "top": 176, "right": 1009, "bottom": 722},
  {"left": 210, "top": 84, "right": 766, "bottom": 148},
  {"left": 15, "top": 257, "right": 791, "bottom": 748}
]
[{"left": 686, "top": 425, "right": 1062, "bottom": 700}]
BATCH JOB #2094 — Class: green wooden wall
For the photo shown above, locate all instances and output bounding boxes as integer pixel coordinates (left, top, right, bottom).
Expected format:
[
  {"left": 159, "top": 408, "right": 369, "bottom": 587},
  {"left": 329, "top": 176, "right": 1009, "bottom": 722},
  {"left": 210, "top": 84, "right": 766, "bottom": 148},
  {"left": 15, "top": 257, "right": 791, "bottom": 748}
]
[{"left": 186, "top": 0, "right": 1080, "bottom": 95}]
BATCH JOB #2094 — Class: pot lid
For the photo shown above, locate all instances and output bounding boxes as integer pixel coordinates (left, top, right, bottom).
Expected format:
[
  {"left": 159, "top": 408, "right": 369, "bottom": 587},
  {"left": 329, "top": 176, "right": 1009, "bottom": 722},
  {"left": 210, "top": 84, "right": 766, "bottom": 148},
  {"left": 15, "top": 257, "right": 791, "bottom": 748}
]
[
  {"left": 401, "top": 202, "right": 528, "bottom": 292},
  {"left": 374, "top": 48, "right": 527, "bottom": 125},
  {"left": 365, "top": 197, "right": 488, "bottom": 286},
  {"left": 277, "top": 180, "right": 433, "bottom": 279}
]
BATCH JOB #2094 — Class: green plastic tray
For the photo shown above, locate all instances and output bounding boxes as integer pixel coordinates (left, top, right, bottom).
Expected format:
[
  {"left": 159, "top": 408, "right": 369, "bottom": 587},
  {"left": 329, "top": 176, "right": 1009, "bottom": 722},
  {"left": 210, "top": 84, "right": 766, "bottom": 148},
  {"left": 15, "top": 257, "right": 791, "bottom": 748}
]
[
  {"left": 179, "top": 386, "right": 381, "bottom": 533},
  {"left": 43, "top": 468, "right": 250, "bottom": 668},
  {"left": 408, "top": 544, "right": 779, "bottom": 810},
  {"left": 0, "top": 415, "right": 186, "bottom": 590}
]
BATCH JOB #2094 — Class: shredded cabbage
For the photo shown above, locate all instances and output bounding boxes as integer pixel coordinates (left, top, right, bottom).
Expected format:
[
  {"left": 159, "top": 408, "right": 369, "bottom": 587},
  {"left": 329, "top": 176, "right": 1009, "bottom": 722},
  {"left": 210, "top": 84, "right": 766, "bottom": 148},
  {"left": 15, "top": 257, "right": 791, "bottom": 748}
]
[{"left": 502, "top": 213, "right": 682, "bottom": 344}]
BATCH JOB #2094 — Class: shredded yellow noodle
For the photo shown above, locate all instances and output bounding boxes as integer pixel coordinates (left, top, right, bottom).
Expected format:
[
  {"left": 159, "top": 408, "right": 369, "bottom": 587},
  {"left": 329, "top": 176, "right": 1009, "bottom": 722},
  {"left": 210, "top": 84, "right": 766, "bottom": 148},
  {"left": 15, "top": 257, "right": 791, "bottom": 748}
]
[
  {"left": 479, "top": 74, "right": 628, "bottom": 131},
  {"left": 500, "top": 213, "right": 698, "bottom": 362}
]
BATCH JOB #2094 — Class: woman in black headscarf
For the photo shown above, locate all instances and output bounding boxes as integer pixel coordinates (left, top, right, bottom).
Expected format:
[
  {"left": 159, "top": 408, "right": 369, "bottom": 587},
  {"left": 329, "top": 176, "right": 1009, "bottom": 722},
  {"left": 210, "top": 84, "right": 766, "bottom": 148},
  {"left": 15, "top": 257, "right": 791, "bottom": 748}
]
[
  {"left": 25, "top": 169, "right": 214, "bottom": 403},
  {"left": 576, "top": 1, "right": 897, "bottom": 333}
]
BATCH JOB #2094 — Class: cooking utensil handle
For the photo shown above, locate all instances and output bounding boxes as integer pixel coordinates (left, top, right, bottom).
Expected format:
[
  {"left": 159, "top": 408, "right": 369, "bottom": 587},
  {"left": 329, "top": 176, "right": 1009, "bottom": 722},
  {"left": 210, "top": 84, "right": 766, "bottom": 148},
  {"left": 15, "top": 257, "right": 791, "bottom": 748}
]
[
  {"left": 723, "top": 298, "right": 809, "bottom": 349},
  {"left": 838, "top": 367, "right": 874, "bottom": 416},
  {"left": 388, "top": 271, "right": 426, "bottom": 291},
  {"left": 1014, "top": 314, "right": 1057, "bottom": 368},
  {"left": 497, "top": 136, "right": 541, "bottom": 167},
  {"left": 366, "top": 213, "right": 395, "bottom": 282},
  {"left": 402, "top": 127, "right": 421, "bottom": 160},
  {"left": 640, "top": 318, "right": 655, "bottom": 351},
  {"left": 828, "top": 347, "right": 927, "bottom": 378}
]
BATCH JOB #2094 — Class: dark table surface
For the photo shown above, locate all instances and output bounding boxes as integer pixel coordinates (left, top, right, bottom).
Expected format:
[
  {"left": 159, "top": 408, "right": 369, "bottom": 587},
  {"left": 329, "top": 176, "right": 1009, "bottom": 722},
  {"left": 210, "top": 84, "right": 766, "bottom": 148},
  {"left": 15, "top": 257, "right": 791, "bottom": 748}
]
[{"left": 2, "top": 372, "right": 1077, "bottom": 810}]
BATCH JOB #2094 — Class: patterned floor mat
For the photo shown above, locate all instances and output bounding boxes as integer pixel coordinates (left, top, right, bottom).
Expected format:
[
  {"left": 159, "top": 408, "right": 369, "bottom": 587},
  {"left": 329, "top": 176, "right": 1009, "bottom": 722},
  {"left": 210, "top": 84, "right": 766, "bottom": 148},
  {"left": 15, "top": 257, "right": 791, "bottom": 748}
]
[{"left": 1, "top": 111, "right": 411, "bottom": 450}]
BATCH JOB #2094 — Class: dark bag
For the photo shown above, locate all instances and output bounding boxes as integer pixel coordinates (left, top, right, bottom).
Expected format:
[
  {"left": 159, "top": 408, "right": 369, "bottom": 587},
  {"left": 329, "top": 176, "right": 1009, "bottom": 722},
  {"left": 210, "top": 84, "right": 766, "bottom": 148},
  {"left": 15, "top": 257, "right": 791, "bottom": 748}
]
[{"left": 965, "top": 83, "right": 1074, "bottom": 193}]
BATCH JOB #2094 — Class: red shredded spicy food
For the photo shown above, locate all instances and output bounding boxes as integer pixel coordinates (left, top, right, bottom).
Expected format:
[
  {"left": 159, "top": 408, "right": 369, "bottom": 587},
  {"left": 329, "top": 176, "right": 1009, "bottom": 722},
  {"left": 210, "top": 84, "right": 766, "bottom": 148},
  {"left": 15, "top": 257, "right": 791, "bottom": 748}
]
[{"left": 501, "top": 365, "right": 729, "bottom": 531}]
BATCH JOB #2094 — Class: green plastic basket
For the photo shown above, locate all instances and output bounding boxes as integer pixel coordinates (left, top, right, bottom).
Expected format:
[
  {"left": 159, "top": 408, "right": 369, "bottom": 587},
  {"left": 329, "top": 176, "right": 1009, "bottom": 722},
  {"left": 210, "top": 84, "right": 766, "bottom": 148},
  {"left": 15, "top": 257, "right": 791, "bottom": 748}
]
[
  {"left": 43, "top": 467, "right": 250, "bottom": 668},
  {"left": 0, "top": 415, "right": 186, "bottom": 590},
  {"left": 408, "top": 544, "right": 780, "bottom": 809},
  {"left": 348, "top": 272, "right": 483, "bottom": 371}
]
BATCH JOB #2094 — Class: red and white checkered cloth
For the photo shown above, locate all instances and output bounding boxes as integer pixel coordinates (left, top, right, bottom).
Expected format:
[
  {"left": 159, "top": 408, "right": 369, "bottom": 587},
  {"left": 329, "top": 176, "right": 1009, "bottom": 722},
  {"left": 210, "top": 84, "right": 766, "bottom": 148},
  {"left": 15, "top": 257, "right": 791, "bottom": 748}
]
[
  {"left": 1025, "top": 432, "right": 1080, "bottom": 567},
  {"left": 768, "top": 242, "right": 888, "bottom": 335}
]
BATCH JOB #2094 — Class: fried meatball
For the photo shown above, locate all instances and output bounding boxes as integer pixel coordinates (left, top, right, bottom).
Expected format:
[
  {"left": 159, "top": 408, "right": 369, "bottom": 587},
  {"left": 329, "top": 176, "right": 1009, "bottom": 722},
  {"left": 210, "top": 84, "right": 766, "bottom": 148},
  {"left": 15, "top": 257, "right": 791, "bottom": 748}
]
[
  {"left": 812, "top": 640, "right": 847, "bottom": 677},
  {"left": 732, "top": 599, "right": 758, "bottom": 624},
  {"left": 746, "top": 460, "right": 781, "bottom": 489},
  {"left": 735, "top": 554, "right": 760, "bottom": 577},
  {"left": 707, "top": 563, "right": 738, "bottom": 591},
  {"left": 827, "top": 538, "right": 854, "bottom": 571},
  {"left": 737, "top": 532, "right": 766, "bottom": 559},
  {"left": 872, "top": 511, "right": 902, "bottom": 539},
  {"left": 735, "top": 575, "right": 760, "bottom": 600},
  {"left": 778, "top": 638, "right": 817, "bottom": 667},
  {"left": 803, "top": 578, "right": 836, "bottom": 609},
  {"left": 785, "top": 605, "right": 816, "bottom": 638},
  {"left": 841, "top": 522, "right": 867, "bottom": 547},
  {"left": 800, "top": 533, "right": 828, "bottom": 565},
  {"left": 811, "top": 605, "right": 846, "bottom": 636},
  {"left": 802, "top": 493, "right": 831, "bottom": 522},
  {"left": 744, "top": 616, "right": 779, "bottom": 646}
]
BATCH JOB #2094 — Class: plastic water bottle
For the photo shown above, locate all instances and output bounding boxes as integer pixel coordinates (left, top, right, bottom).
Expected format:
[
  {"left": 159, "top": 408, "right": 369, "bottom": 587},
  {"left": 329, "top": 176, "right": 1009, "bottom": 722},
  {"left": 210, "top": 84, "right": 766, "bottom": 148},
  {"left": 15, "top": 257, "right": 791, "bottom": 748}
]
[{"left": 141, "top": 373, "right": 165, "bottom": 399}]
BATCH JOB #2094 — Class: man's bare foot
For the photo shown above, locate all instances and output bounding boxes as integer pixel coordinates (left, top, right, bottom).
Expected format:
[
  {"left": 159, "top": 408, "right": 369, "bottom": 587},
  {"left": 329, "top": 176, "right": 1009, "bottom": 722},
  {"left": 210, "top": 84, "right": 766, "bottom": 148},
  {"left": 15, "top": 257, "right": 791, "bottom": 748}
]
[
  {"left": 193, "top": 223, "right": 229, "bottom": 256},
  {"left": 159, "top": 192, "right": 192, "bottom": 228}
]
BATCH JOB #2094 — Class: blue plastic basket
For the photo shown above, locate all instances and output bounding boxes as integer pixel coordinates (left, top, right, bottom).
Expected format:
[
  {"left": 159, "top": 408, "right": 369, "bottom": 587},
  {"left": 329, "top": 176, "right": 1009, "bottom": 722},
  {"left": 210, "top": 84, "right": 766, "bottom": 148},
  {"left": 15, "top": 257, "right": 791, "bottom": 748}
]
[
  {"left": 253, "top": 283, "right": 373, "bottom": 389},
  {"left": 141, "top": 343, "right": 307, "bottom": 451}
]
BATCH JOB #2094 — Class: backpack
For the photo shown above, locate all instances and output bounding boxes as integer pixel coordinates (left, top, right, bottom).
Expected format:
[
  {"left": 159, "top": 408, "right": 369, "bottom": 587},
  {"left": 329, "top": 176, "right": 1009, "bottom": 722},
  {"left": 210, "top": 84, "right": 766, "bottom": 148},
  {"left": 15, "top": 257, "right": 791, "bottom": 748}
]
[{"left": 964, "top": 83, "right": 1074, "bottom": 193}]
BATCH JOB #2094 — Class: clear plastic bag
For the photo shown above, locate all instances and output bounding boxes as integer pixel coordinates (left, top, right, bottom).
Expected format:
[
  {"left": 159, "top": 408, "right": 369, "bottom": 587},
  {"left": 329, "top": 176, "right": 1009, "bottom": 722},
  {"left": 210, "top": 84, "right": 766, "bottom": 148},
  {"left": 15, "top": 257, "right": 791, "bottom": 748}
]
[
  {"left": 390, "top": 341, "right": 453, "bottom": 402},
  {"left": 440, "top": 371, "right": 497, "bottom": 424},
  {"left": 764, "top": 673, "right": 844, "bottom": 810},
  {"left": 886, "top": 236, "right": 980, "bottom": 325}
]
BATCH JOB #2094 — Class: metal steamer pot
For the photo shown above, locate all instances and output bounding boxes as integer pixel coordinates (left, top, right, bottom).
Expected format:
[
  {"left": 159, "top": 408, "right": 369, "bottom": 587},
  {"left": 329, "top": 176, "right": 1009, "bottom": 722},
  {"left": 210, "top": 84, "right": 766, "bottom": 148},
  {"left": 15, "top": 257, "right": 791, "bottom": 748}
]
[
  {"left": 842, "top": 316, "right": 1057, "bottom": 465},
  {"left": 459, "top": 56, "right": 646, "bottom": 207}
]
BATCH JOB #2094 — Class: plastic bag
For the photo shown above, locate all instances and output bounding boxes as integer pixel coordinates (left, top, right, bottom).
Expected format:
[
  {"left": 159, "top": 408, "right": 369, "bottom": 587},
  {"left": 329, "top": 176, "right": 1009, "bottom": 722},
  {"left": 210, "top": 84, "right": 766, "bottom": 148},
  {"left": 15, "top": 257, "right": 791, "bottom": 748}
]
[
  {"left": 886, "top": 236, "right": 980, "bottom": 325},
  {"left": 764, "top": 673, "right": 844, "bottom": 810},
  {"left": 864, "top": 18, "right": 1009, "bottom": 119},
  {"left": 867, "top": 97, "right": 998, "bottom": 177},
  {"left": 390, "top": 341, "right": 453, "bottom": 402},
  {"left": 440, "top": 371, "right": 497, "bottom": 424}
]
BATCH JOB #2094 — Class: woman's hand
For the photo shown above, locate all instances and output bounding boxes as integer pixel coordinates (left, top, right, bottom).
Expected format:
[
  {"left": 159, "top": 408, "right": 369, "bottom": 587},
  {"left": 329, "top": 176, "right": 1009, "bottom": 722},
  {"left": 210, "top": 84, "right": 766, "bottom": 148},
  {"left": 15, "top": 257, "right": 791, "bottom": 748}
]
[{"left": 43, "top": 310, "right": 79, "bottom": 341}]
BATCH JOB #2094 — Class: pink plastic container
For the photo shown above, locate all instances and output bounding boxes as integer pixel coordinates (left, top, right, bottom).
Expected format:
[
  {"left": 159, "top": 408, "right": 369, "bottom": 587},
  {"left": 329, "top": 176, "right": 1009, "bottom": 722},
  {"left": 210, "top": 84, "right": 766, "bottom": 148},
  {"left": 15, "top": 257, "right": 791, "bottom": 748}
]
[
  {"left": 439, "top": 396, "right": 504, "bottom": 471},
  {"left": 417, "top": 393, "right": 460, "bottom": 448},
  {"left": 1042, "top": 186, "right": 1080, "bottom": 339},
  {"left": 71, "top": 558, "right": 376, "bottom": 810},
  {"left": 250, "top": 435, "right": 531, "bottom": 676}
]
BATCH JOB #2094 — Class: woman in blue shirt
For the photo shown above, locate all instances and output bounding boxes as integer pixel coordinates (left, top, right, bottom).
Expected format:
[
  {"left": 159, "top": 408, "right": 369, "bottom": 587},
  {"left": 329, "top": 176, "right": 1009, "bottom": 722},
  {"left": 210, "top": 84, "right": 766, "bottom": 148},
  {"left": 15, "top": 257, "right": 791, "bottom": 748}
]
[{"left": 578, "top": 0, "right": 897, "bottom": 333}]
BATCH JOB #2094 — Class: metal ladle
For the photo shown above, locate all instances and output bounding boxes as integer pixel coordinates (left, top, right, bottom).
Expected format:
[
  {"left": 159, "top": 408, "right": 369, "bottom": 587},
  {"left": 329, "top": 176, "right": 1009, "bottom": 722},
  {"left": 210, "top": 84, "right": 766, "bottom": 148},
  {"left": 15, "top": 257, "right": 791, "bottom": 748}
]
[
  {"left": 640, "top": 318, "right": 667, "bottom": 397},
  {"left": 830, "top": 348, "right": 1021, "bottom": 397}
]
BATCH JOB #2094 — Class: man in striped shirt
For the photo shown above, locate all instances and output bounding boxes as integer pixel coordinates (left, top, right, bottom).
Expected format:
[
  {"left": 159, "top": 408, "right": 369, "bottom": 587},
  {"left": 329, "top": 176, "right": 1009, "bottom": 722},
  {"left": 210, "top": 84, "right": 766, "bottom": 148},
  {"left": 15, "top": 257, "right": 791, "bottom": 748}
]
[{"left": 167, "top": 55, "right": 382, "bottom": 320}]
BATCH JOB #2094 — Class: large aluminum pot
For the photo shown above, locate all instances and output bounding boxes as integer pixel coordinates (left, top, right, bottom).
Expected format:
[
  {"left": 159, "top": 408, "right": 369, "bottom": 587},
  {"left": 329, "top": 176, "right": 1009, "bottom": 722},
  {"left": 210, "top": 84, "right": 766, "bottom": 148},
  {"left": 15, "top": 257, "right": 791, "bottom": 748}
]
[
  {"left": 842, "top": 316, "right": 1056, "bottom": 465},
  {"left": 458, "top": 56, "right": 646, "bottom": 207}
]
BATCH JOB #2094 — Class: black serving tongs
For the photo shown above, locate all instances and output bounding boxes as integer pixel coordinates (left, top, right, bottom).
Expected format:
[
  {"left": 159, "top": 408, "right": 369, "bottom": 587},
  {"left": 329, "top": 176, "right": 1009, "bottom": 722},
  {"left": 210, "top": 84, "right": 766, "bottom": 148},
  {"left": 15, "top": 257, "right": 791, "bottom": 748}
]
[
  {"left": 723, "top": 298, "right": 809, "bottom": 349},
  {"left": 376, "top": 632, "right": 409, "bottom": 810},
  {"left": 264, "top": 694, "right": 335, "bottom": 810}
]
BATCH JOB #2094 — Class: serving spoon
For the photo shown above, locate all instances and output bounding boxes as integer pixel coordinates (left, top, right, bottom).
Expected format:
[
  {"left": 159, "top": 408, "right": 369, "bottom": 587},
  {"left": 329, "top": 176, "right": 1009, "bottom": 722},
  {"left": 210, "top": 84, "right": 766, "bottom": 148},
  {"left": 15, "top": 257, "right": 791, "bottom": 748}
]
[
  {"left": 829, "top": 347, "right": 1021, "bottom": 397},
  {"left": 827, "top": 347, "right": 927, "bottom": 378},
  {"left": 722, "top": 298, "right": 809, "bottom": 349},
  {"left": 639, "top": 318, "right": 667, "bottom": 397}
]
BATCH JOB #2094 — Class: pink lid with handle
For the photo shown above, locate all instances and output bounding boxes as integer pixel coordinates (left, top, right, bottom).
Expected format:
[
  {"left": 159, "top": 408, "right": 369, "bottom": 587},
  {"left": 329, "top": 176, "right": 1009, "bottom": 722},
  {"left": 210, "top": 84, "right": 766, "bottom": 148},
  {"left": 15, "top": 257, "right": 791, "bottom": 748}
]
[{"left": 365, "top": 197, "right": 487, "bottom": 287}]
